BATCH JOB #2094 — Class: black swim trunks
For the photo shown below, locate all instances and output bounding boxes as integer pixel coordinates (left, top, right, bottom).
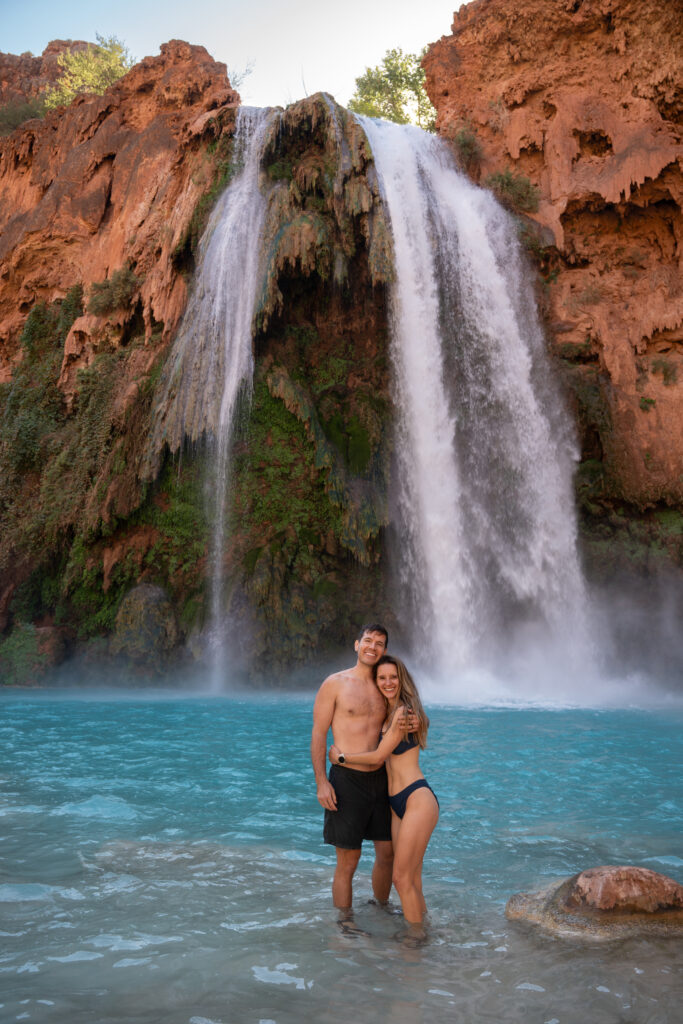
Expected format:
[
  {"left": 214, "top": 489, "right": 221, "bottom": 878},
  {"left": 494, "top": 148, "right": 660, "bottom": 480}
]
[{"left": 323, "top": 764, "right": 392, "bottom": 849}]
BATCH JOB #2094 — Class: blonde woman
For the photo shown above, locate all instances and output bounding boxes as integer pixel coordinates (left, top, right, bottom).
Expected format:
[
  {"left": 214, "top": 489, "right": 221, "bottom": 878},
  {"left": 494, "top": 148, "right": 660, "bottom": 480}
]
[{"left": 329, "top": 654, "right": 439, "bottom": 927}]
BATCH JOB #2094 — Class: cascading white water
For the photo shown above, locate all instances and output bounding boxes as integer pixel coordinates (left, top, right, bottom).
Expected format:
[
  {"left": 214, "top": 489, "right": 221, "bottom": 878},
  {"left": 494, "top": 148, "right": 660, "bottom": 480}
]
[
  {"left": 151, "top": 107, "right": 274, "bottom": 687},
  {"left": 359, "top": 117, "right": 592, "bottom": 688}
]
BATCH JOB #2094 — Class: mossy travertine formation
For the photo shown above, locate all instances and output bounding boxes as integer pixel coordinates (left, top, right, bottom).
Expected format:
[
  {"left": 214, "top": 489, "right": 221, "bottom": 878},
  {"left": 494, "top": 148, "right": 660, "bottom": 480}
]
[
  {"left": 0, "top": 66, "right": 396, "bottom": 679},
  {"left": 205, "top": 96, "right": 395, "bottom": 672}
]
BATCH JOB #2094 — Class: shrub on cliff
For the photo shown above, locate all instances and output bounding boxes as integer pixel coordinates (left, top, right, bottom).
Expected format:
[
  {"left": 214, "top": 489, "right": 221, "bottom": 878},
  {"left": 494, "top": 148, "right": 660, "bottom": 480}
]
[
  {"left": 43, "top": 35, "right": 134, "bottom": 110},
  {"left": 485, "top": 169, "right": 540, "bottom": 214},
  {"left": 0, "top": 291, "right": 81, "bottom": 475},
  {"left": 0, "top": 96, "right": 46, "bottom": 136},
  {"left": 348, "top": 48, "right": 436, "bottom": 131},
  {"left": 0, "top": 623, "right": 49, "bottom": 685},
  {"left": 448, "top": 126, "right": 483, "bottom": 173},
  {"left": 87, "top": 266, "right": 140, "bottom": 316}
]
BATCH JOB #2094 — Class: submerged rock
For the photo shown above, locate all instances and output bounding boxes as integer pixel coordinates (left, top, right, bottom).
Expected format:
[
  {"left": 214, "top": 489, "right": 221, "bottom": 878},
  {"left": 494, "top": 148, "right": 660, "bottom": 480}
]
[{"left": 506, "top": 865, "right": 683, "bottom": 940}]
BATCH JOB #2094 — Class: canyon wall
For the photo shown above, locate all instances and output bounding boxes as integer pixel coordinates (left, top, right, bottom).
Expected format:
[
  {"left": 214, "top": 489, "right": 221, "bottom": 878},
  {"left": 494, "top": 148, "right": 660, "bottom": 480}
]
[
  {"left": 0, "top": 40, "right": 239, "bottom": 377},
  {"left": 0, "top": 40, "right": 90, "bottom": 107},
  {"left": 424, "top": 0, "right": 683, "bottom": 514},
  {"left": 0, "top": 45, "right": 394, "bottom": 681},
  {"left": 1, "top": 5, "right": 681, "bottom": 683}
]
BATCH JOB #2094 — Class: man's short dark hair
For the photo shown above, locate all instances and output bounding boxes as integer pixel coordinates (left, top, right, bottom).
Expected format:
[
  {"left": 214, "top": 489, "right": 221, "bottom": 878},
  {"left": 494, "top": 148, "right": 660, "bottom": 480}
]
[{"left": 357, "top": 623, "right": 388, "bottom": 647}]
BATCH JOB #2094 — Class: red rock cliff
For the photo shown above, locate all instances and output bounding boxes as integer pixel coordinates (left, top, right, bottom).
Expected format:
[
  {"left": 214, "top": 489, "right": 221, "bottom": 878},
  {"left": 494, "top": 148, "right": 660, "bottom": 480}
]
[
  {"left": 0, "top": 40, "right": 239, "bottom": 392},
  {"left": 424, "top": 0, "right": 683, "bottom": 504},
  {"left": 0, "top": 40, "right": 90, "bottom": 105}
]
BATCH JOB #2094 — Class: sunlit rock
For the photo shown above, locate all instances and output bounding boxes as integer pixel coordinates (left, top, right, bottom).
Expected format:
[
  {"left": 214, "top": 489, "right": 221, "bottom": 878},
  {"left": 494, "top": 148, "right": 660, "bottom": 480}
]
[
  {"left": 423, "top": 0, "right": 683, "bottom": 505},
  {"left": 506, "top": 865, "right": 683, "bottom": 939}
]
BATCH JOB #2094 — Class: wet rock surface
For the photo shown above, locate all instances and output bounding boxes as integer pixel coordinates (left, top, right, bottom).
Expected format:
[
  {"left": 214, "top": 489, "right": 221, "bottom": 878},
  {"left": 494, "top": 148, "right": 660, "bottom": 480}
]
[
  {"left": 110, "top": 583, "right": 179, "bottom": 672},
  {"left": 506, "top": 865, "right": 683, "bottom": 939}
]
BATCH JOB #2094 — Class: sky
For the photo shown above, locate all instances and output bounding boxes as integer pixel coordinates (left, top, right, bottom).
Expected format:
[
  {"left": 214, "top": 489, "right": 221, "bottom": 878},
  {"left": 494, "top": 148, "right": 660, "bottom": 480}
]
[{"left": 2, "top": 0, "right": 464, "bottom": 109}]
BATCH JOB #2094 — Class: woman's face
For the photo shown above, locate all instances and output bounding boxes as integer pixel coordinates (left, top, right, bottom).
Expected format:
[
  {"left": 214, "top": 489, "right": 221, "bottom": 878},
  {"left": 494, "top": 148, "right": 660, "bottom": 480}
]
[{"left": 375, "top": 662, "right": 400, "bottom": 703}]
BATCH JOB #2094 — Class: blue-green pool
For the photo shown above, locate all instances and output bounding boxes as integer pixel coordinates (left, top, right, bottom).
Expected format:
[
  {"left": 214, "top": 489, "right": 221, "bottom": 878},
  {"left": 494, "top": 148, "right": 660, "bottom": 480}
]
[{"left": 1, "top": 694, "right": 681, "bottom": 1023}]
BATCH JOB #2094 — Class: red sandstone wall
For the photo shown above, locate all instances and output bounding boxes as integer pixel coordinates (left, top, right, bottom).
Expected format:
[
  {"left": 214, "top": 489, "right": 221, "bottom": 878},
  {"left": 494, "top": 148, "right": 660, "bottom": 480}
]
[
  {"left": 0, "top": 40, "right": 90, "bottom": 105},
  {"left": 0, "top": 40, "right": 239, "bottom": 394},
  {"left": 424, "top": 0, "right": 683, "bottom": 504}
]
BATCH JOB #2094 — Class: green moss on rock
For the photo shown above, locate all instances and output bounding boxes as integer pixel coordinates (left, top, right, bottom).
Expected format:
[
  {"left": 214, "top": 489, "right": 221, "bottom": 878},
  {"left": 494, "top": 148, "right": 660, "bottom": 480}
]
[{"left": 0, "top": 623, "right": 50, "bottom": 685}]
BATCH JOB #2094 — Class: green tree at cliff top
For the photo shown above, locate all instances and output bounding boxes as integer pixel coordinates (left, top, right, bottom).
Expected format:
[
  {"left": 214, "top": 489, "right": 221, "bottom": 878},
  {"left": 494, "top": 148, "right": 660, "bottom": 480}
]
[
  {"left": 348, "top": 47, "right": 436, "bottom": 131},
  {"left": 43, "top": 35, "right": 135, "bottom": 110}
]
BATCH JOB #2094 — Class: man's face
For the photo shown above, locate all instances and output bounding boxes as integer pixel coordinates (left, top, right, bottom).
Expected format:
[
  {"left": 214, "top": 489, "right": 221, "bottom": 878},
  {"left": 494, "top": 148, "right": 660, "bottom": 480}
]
[{"left": 355, "top": 630, "right": 387, "bottom": 665}]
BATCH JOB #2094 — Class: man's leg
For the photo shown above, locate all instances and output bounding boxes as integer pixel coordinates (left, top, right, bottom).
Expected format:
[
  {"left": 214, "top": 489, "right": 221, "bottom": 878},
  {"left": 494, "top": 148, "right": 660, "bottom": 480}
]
[
  {"left": 371, "top": 839, "right": 393, "bottom": 903},
  {"left": 333, "top": 847, "right": 362, "bottom": 909}
]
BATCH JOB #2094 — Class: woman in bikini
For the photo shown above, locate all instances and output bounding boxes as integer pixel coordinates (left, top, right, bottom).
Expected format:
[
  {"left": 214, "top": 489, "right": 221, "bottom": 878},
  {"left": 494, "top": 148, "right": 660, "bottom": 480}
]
[{"left": 329, "top": 654, "right": 439, "bottom": 928}]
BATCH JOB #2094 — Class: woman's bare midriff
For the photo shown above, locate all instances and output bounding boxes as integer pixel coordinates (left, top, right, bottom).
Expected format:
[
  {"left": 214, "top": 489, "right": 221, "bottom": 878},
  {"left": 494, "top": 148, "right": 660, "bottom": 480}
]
[{"left": 385, "top": 745, "right": 424, "bottom": 795}]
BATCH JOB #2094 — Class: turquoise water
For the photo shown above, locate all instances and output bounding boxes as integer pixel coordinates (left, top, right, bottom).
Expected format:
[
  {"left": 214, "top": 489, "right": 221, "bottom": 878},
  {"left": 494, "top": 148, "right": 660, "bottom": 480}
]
[{"left": 1, "top": 694, "right": 681, "bottom": 1023}]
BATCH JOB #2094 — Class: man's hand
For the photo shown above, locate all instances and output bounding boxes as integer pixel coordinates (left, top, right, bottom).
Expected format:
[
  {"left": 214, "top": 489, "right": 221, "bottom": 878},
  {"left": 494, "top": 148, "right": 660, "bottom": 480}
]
[
  {"left": 397, "top": 706, "right": 419, "bottom": 732},
  {"left": 317, "top": 776, "right": 337, "bottom": 811}
]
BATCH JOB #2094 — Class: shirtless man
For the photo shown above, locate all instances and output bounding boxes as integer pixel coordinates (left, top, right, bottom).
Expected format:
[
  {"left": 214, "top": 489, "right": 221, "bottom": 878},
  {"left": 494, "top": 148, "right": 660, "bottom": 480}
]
[{"left": 311, "top": 623, "right": 413, "bottom": 913}]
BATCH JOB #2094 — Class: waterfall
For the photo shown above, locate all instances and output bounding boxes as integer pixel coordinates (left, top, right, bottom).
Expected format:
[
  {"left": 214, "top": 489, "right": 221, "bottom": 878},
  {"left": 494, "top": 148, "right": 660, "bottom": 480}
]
[
  {"left": 358, "top": 117, "right": 591, "bottom": 688},
  {"left": 150, "top": 107, "right": 274, "bottom": 687}
]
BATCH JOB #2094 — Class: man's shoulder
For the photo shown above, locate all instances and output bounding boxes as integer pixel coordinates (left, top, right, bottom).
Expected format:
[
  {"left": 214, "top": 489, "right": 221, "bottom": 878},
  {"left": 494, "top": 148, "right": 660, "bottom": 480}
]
[{"left": 319, "top": 667, "right": 356, "bottom": 690}]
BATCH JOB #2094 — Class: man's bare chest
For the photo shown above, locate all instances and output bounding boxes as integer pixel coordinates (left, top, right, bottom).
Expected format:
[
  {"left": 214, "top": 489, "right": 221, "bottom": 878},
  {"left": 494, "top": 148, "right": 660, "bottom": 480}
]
[{"left": 336, "top": 685, "right": 385, "bottom": 723}]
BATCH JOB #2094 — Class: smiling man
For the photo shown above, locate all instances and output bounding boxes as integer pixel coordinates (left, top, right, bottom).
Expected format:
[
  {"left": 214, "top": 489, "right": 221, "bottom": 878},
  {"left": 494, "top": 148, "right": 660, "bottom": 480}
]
[{"left": 311, "top": 623, "right": 412, "bottom": 920}]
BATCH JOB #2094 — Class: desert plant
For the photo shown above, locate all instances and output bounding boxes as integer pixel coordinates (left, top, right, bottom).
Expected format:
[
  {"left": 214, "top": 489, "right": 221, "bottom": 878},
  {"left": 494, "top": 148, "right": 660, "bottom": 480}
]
[
  {"left": 652, "top": 357, "right": 677, "bottom": 386},
  {"left": 486, "top": 169, "right": 540, "bottom": 213},
  {"left": 43, "top": 35, "right": 134, "bottom": 110},
  {"left": 348, "top": 47, "right": 436, "bottom": 131},
  {"left": 87, "top": 266, "right": 140, "bottom": 316},
  {"left": 449, "top": 126, "right": 482, "bottom": 171},
  {"left": 0, "top": 96, "right": 46, "bottom": 135}
]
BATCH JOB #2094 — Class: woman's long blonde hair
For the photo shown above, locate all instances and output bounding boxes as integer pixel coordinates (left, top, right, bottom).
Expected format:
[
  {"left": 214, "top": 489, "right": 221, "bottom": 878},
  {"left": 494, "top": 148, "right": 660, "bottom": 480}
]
[{"left": 373, "top": 654, "right": 429, "bottom": 749}]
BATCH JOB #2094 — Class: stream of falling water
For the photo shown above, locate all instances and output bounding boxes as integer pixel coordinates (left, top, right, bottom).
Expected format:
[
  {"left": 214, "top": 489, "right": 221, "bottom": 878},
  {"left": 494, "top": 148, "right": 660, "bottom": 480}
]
[
  {"left": 149, "top": 107, "right": 274, "bottom": 688},
  {"left": 151, "top": 109, "right": 593, "bottom": 695},
  {"left": 359, "top": 117, "right": 592, "bottom": 689}
]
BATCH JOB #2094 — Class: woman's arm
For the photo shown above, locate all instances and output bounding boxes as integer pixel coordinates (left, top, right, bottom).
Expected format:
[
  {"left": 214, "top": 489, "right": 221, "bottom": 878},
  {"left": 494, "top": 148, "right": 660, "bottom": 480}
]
[{"left": 329, "top": 706, "right": 406, "bottom": 768}]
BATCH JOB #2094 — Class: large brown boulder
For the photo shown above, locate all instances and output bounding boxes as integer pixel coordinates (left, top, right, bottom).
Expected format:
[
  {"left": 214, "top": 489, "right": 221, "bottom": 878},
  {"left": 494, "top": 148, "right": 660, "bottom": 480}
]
[
  {"left": 424, "top": 0, "right": 683, "bottom": 505},
  {"left": 506, "top": 865, "right": 683, "bottom": 938}
]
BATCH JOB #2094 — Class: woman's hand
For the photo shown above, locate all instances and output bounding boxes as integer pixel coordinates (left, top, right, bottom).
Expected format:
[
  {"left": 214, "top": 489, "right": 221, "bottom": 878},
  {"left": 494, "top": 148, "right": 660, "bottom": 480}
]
[{"left": 329, "top": 743, "right": 341, "bottom": 764}]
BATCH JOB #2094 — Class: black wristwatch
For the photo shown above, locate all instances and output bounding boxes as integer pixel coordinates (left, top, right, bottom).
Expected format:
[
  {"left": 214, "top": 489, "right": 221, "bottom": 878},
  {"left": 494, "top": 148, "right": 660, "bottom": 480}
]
[{"left": 337, "top": 752, "right": 346, "bottom": 764}]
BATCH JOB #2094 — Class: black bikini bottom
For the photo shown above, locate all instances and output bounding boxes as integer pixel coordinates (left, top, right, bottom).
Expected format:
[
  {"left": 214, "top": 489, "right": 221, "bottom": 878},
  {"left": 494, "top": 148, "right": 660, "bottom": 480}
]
[{"left": 388, "top": 779, "right": 438, "bottom": 820}]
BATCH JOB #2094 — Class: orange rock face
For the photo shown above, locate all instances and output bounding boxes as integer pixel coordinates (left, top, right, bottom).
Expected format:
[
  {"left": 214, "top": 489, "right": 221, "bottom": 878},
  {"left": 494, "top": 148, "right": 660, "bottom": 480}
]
[
  {"left": 0, "top": 40, "right": 90, "bottom": 105},
  {"left": 0, "top": 40, "right": 239, "bottom": 392},
  {"left": 424, "top": 0, "right": 683, "bottom": 503}
]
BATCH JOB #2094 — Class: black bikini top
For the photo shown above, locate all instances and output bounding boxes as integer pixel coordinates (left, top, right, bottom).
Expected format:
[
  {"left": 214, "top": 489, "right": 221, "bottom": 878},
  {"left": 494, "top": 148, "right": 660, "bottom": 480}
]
[
  {"left": 393, "top": 733, "right": 418, "bottom": 755},
  {"left": 381, "top": 731, "right": 418, "bottom": 755}
]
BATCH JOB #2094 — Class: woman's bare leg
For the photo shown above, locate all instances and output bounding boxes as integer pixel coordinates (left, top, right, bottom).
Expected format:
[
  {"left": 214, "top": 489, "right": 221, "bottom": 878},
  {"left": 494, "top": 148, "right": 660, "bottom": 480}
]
[{"left": 391, "top": 789, "right": 439, "bottom": 924}]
